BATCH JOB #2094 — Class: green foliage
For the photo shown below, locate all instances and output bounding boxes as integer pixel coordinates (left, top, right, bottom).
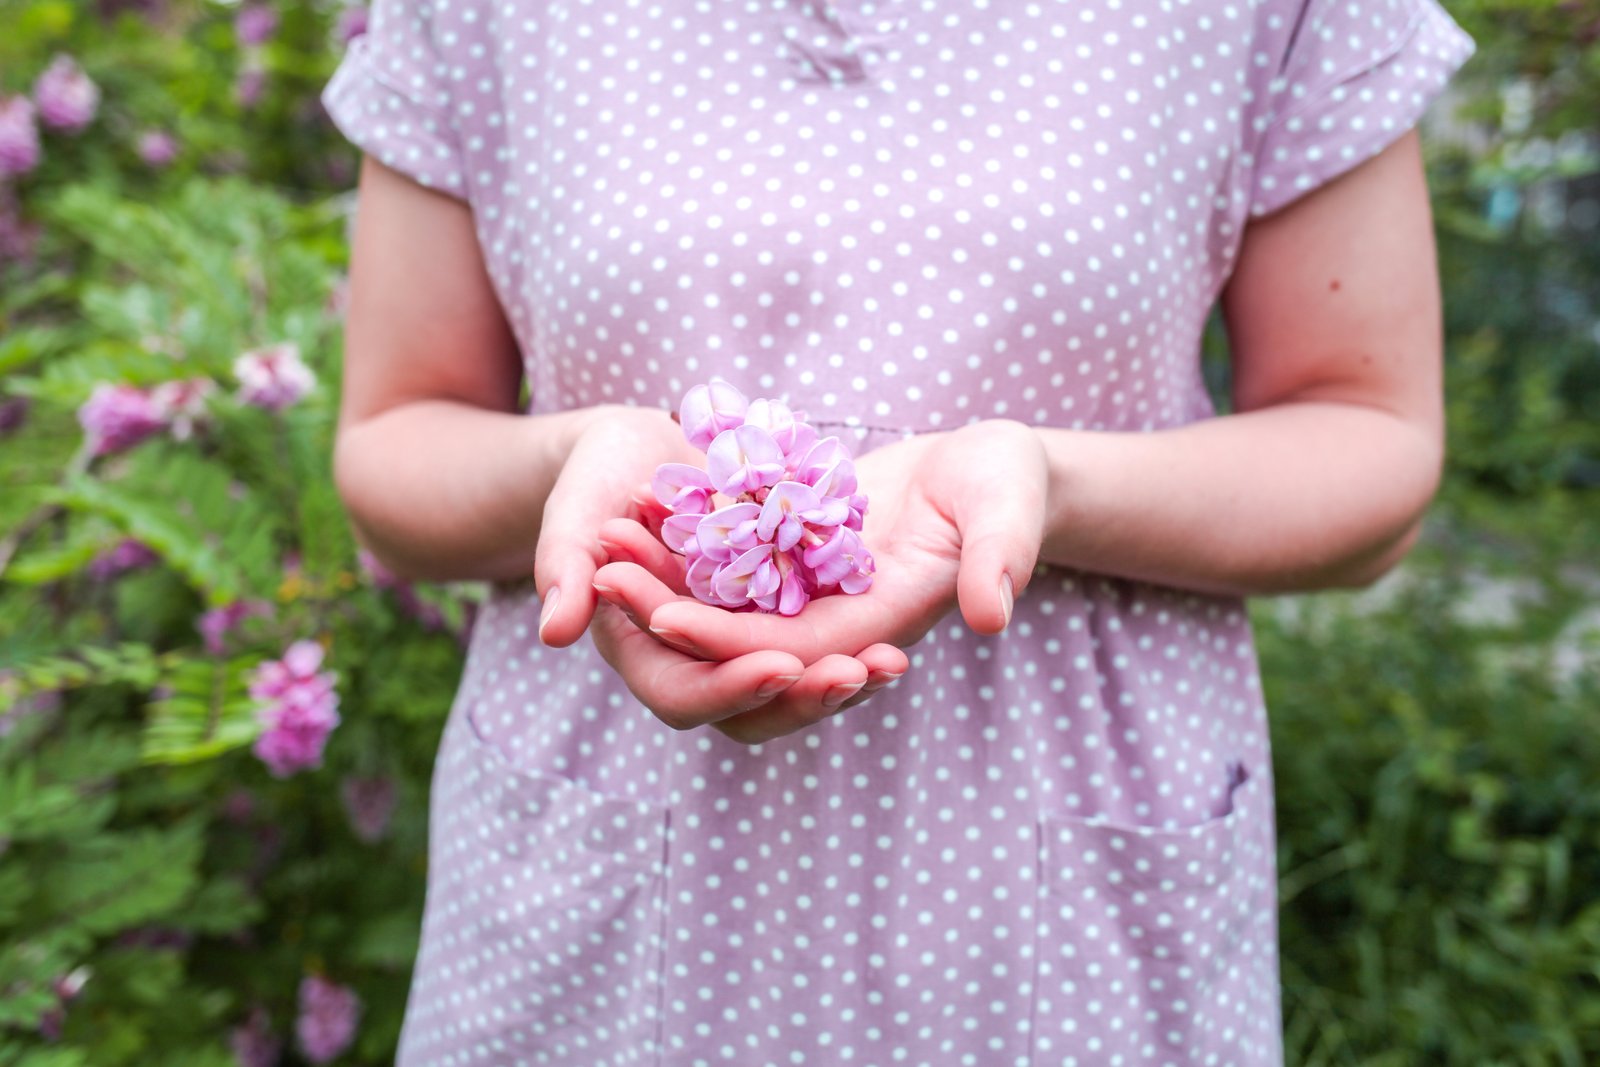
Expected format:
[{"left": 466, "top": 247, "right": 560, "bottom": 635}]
[
  {"left": 0, "top": 2, "right": 474, "bottom": 1060},
  {"left": 1260, "top": 540, "right": 1600, "bottom": 1063},
  {"left": 0, "top": 0, "right": 1595, "bottom": 1062}
]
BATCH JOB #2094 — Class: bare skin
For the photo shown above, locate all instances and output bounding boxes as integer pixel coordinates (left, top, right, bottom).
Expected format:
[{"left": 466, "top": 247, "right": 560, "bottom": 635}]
[
  {"left": 336, "top": 129, "right": 1447, "bottom": 745},
  {"left": 332, "top": 157, "right": 906, "bottom": 742}
]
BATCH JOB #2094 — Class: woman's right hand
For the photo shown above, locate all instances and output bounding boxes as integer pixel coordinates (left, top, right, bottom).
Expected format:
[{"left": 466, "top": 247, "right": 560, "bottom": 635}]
[{"left": 532, "top": 403, "right": 908, "bottom": 743}]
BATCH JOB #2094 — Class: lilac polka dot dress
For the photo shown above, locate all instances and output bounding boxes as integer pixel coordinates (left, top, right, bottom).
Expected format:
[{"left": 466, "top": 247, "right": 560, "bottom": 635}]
[{"left": 323, "top": 0, "right": 1474, "bottom": 1061}]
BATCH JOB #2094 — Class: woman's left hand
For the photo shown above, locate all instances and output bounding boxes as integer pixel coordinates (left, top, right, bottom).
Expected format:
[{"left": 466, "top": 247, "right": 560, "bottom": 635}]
[{"left": 594, "top": 418, "right": 1052, "bottom": 717}]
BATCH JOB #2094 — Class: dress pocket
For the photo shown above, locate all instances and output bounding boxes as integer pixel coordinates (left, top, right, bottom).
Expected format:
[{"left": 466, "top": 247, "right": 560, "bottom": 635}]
[
  {"left": 1032, "top": 763, "right": 1278, "bottom": 1063},
  {"left": 446, "top": 699, "right": 671, "bottom": 1060}
]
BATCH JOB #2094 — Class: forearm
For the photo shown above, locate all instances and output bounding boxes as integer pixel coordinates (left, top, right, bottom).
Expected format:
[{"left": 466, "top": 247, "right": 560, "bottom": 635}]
[
  {"left": 333, "top": 400, "right": 597, "bottom": 584},
  {"left": 1037, "top": 401, "right": 1442, "bottom": 597}
]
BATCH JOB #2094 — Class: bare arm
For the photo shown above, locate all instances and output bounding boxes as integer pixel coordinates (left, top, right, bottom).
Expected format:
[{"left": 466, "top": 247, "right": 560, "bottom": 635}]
[
  {"left": 332, "top": 157, "right": 596, "bottom": 583},
  {"left": 1036, "top": 129, "right": 1446, "bottom": 596}
]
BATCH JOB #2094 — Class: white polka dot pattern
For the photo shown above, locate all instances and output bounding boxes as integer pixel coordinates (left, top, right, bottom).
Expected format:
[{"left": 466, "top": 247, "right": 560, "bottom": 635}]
[
  {"left": 1247, "top": 0, "right": 1477, "bottom": 216},
  {"left": 319, "top": 0, "right": 1475, "bottom": 1062}
]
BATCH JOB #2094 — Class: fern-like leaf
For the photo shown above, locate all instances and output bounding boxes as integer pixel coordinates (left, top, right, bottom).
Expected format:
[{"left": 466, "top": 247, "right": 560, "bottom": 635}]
[
  {"left": 141, "top": 656, "right": 262, "bottom": 766},
  {"left": 51, "top": 443, "right": 284, "bottom": 606}
]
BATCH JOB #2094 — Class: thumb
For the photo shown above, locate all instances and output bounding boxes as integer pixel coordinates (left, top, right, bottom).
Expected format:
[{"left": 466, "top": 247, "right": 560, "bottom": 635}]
[
  {"left": 532, "top": 461, "right": 625, "bottom": 649},
  {"left": 953, "top": 476, "right": 1046, "bottom": 636}
]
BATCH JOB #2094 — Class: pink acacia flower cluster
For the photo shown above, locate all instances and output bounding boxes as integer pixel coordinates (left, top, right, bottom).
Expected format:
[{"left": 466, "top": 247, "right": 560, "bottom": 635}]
[
  {"left": 76, "top": 344, "right": 313, "bottom": 455},
  {"left": 34, "top": 55, "right": 100, "bottom": 133},
  {"left": 36, "top": 966, "right": 91, "bottom": 1042},
  {"left": 235, "top": 342, "right": 315, "bottom": 412},
  {"left": 249, "top": 640, "right": 341, "bottom": 778},
  {"left": 0, "top": 97, "right": 42, "bottom": 180},
  {"left": 296, "top": 975, "right": 362, "bottom": 1064},
  {"left": 0, "top": 55, "right": 99, "bottom": 181},
  {"left": 77, "top": 378, "right": 217, "bottom": 455},
  {"left": 199, "top": 597, "right": 275, "bottom": 654},
  {"left": 334, "top": 5, "right": 370, "bottom": 46},
  {"left": 229, "top": 1004, "right": 283, "bottom": 1067},
  {"left": 653, "top": 378, "right": 874, "bottom": 616},
  {"left": 136, "top": 129, "right": 178, "bottom": 167},
  {"left": 87, "top": 537, "right": 161, "bottom": 580}
]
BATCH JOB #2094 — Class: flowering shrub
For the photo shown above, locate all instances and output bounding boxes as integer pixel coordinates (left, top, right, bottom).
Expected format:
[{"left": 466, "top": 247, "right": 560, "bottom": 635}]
[{"left": 0, "top": 3, "right": 462, "bottom": 1063}]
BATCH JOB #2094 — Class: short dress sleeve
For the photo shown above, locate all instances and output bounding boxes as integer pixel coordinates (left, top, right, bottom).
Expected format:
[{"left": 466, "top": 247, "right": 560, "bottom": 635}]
[
  {"left": 1246, "top": 0, "right": 1477, "bottom": 218},
  {"left": 321, "top": 0, "right": 467, "bottom": 200}
]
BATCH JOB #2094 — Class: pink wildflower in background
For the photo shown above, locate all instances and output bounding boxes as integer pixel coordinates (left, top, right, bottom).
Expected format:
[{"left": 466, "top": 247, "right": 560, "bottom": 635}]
[
  {"left": 235, "top": 342, "right": 314, "bottom": 412},
  {"left": 114, "top": 925, "right": 195, "bottom": 952},
  {"left": 296, "top": 975, "right": 361, "bottom": 1064},
  {"left": 77, "top": 383, "right": 167, "bottom": 455},
  {"left": 136, "top": 129, "right": 178, "bottom": 167},
  {"left": 334, "top": 5, "right": 369, "bottom": 45},
  {"left": 0, "top": 395, "right": 30, "bottom": 436},
  {"left": 236, "top": 65, "right": 267, "bottom": 109},
  {"left": 32, "top": 55, "right": 99, "bottom": 133},
  {"left": 358, "top": 547, "right": 447, "bottom": 631},
  {"left": 235, "top": 4, "right": 279, "bottom": 47},
  {"left": 229, "top": 1004, "right": 283, "bottom": 1067},
  {"left": 249, "top": 640, "right": 340, "bottom": 777},
  {"left": 149, "top": 376, "right": 218, "bottom": 440},
  {"left": 340, "top": 774, "right": 397, "bottom": 843},
  {"left": 37, "top": 967, "right": 91, "bottom": 1041},
  {"left": 0, "top": 96, "right": 42, "bottom": 179},
  {"left": 88, "top": 538, "right": 160, "bottom": 581},
  {"left": 654, "top": 377, "right": 873, "bottom": 616},
  {"left": 198, "top": 598, "right": 274, "bottom": 654}
]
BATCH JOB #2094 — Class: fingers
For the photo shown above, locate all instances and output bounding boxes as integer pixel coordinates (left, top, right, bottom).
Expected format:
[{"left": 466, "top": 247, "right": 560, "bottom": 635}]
[
  {"left": 591, "top": 603, "right": 912, "bottom": 741},
  {"left": 596, "top": 518, "right": 689, "bottom": 596},
  {"left": 854, "top": 641, "right": 910, "bottom": 685},
  {"left": 625, "top": 481, "right": 673, "bottom": 542},
  {"left": 589, "top": 601, "right": 806, "bottom": 730},
  {"left": 593, "top": 560, "right": 683, "bottom": 631},
  {"left": 647, "top": 592, "right": 882, "bottom": 664},
  {"left": 832, "top": 643, "right": 909, "bottom": 712},
  {"left": 709, "top": 653, "right": 868, "bottom": 744},
  {"left": 532, "top": 467, "right": 620, "bottom": 650},
  {"left": 715, "top": 644, "right": 913, "bottom": 741}
]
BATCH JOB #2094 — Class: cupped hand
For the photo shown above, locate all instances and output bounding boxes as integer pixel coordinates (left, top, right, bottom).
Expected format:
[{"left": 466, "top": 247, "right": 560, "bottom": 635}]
[
  {"left": 531, "top": 403, "right": 708, "bottom": 647},
  {"left": 597, "top": 417, "right": 1052, "bottom": 692},
  {"left": 533, "top": 403, "right": 908, "bottom": 744}
]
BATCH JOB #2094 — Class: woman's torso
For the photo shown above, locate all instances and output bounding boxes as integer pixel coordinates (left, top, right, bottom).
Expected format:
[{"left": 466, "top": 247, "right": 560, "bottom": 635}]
[{"left": 383, "top": 0, "right": 1286, "bottom": 1061}]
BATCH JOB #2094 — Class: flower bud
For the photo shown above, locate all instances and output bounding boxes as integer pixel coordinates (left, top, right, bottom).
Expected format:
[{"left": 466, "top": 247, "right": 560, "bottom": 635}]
[{"left": 678, "top": 375, "right": 748, "bottom": 451}]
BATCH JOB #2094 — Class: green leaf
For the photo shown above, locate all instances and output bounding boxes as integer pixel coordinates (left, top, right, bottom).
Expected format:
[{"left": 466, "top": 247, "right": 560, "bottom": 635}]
[
  {"left": 0, "top": 644, "right": 162, "bottom": 701},
  {"left": 35, "top": 820, "right": 204, "bottom": 937},
  {"left": 0, "top": 764, "right": 114, "bottom": 843},
  {"left": 52, "top": 443, "right": 284, "bottom": 606},
  {"left": 140, "top": 657, "right": 262, "bottom": 766}
]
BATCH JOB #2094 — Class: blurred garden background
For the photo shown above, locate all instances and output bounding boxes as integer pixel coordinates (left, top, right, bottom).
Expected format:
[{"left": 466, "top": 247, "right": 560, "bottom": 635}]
[{"left": 0, "top": 0, "right": 1596, "bottom": 1063}]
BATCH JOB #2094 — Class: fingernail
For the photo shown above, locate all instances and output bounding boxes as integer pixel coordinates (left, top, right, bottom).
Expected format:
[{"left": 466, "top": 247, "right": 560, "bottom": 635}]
[
  {"left": 649, "top": 625, "right": 700, "bottom": 656},
  {"left": 822, "top": 681, "right": 865, "bottom": 710},
  {"left": 1000, "top": 573, "right": 1014, "bottom": 629},
  {"left": 592, "top": 583, "right": 619, "bottom": 600},
  {"left": 866, "top": 670, "right": 905, "bottom": 689},
  {"left": 598, "top": 537, "right": 630, "bottom": 560},
  {"left": 755, "top": 674, "right": 802, "bottom": 700},
  {"left": 537, "top": 586, "right": 561, "bottom": 642}
]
